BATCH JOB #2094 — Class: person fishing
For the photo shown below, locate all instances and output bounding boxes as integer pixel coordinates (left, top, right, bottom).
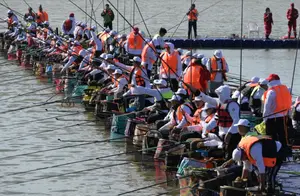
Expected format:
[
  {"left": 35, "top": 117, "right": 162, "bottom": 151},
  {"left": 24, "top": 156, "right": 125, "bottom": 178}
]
[
  {"left": 26, "top": 16, "right": 37, "bottom": 37},
  {"left": 124, "top": 26, "right": 145, "bottom": 58},
  {"left": 287, "top": 3, "right": 298, "bottom": 39},
  {"left": 159, "top": 42, "right": 182, "bottom": 92},
  {"left": 186, "top": 3, "right": 198, "bottom": 39},
  {"left": 24, "top": 7, "right": 36, "bottom": 22},
  {"left": 62, "top": 13, "right": 76, "bottom": 38},
  {"left": 101, "top": 4, "right": 115, "bottom": 30},
  {"left": 232, "top": 134, "right": 284, "bottom": 194},
  {"left": 264, "top": 7, "right": 273, "bottom": 39},
  {"left": 206, "top": 50, "right": 229, "bottom": 96},
  {"left": 1, "top": 10, "right": 19, "bottom": 32},
  {"left": 36, "top": 5, "right": 48, "bottom": 26},
  {"left": 249, "top": 79, "right": 268, "bottom": 117},
  {"left": 141, "top": 40, "right": 158, "bottom": 77},
  {"left": 152, "top": 27, "right": 167, "bottom": 54},
  {"left": 108, "top": 69, "right": 128, "bottom": 99}
]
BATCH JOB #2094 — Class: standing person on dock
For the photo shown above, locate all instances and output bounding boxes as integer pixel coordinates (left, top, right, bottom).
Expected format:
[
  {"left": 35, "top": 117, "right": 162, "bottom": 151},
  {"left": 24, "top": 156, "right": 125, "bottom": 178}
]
[
  {"left": 206, "top": 50, "right": 229, "bottom": 96},
  {"left": 264, "top": 8, "right": 273, "bottom": 39},
  {"left": 287, "top": 3, "right": 298, "bottom": 38},
  {"left": 62, "top": 13, "right": 76, "bottom": 38},
  {"left": 263, "top": 74, "right": 292, "bottom": 155},
  {"left": 159, "top": 42, "right": 182, "bottom": 92},
  {"left": 152, "top": 28, "right": 167, "bottom": 54},
  {"left": 186, "top": 3, "right": 198, "bottom": 39},
  {"left": 36, "top": 5, "right": 48, "bottom": 26},
  {"left": 101, "top": 4, "right": 115, "bottom": 30},
  {"left": 24, "top": 7, "right": 35, "bottom": 22}
]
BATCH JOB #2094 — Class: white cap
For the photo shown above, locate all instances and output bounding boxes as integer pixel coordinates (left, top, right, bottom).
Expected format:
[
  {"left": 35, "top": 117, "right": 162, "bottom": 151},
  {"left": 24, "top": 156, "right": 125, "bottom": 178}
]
[
  {"left": 169, "top": 95, "right": 181, "bottom": 101},
  {"left": 202, "top": 103, "right": 215, "bottom": 110},
  {"left": 141, "top": 62, "right": 147, "bottom": 66},
  {"left": 133, "top": 56, "right": 141, "bottom": 63},
  {"left": 192, "top": 53, "right": 198, "bottom": 58},
  {"left": 259, "top": 78, "right": 268, "bottom": 85},
  {"left": 197, "top": 54, "right": 204, "bottom": 59},
  {"left": 113, "top": 69, "right": 122, "bottom": 75},
  {"left": 100, "top": 53, "right": 107, "bottom": 59},
  {"left": 81, "top": 22, "right": 87, "bottom": 28},
  {"left": 177, "top": 48, "right": 183, "bottom": 54},
  {"left": 106, "top": 65, "right": 116, "bottom": 70},
  {"left": 91, "top": 25, "right": 96, "bottom": 31},
  {"left": 175, "top": 88, "right": 187, "bottom": 95},
  {"left": 73, "top": 40, "right": 80, "bottom": 46},
  {"left": 105, "top": 54, "right": 113, "bottom": 59},
  {"left": 105, "top": 28, "right": 111, "bottom": 32},
  {"left": 194, "top": 95, "right": 203, "bottom": 101},
  {"left": 87, "top": 47, "right": 93, "bottom": 53},
  {"left": 234, "top": 119, "right": 251, "bottom": 127},
  {"left": 185, "top": 51, "right": 192, "bottom": 56},
  {"left": 43, "top": 21, "right": 49, "bottom": 25},
  {"left": 75, "top": 21, "right": 81, "bottom": 26},
  {"left": 214, "top": 50, "right": 222, "bottom": 58},
  {"left": 110, "top": 30, "right": 117, "bottom": 36},
  {"left": 250, "top": 76, "right": 260, "bottom": 84},
  {"left": 27, "top": 16, "right": 33, "bottom": 20},
  {"left": 153, "top": 79, "right": 167, "bottom": 87},
  {"left": 7, "top": 10, "right": 13, "bottom": 14},
  {"left": 201, "top": 57, "right": 209, "bottom": 65},
  {"left": 232, "top": 148, "right": 242, "bottom": 162}
]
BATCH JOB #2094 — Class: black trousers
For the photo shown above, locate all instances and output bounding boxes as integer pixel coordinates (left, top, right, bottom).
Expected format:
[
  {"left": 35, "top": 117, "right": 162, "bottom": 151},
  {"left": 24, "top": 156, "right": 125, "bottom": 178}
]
[
  {"left": 147, "top": 112, "right": 167, "bottom": 124},
  {"left": 266, "top": 116, "right": 288, "bottom": 147},
  {"left": 104, "top": 22, "right": 113, "bottom": 30},
  {"left": 163, "top": 78, "right": 179, "bottom": 92},
  {"left": 226, "top": 133, "right": 241, "bottom": 160},
  {"left": 188, "top": 21, "right": 197, "bottom": 39}
]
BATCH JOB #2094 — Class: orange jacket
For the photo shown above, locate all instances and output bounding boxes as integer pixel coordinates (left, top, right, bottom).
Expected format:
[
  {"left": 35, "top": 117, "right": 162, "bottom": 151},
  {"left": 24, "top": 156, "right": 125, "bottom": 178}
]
[
  {"left": 175, "top": 103, "right": 194, "bottom": 127},
  {"left": 210, "top": 56, "right": 227, "bottom": 81},
  {"left": 262, "top": 84, "right": 291, "bottom": 115},
  {"left": 187, "top": 9, "right": 198, "bottom": 21},
  {"left": 36, "top": 11, "right": 49, "bottom": 24},
  {"left": 127, "top": 31, "right": 144, "bottom": 50},
  {"left": 160, "top": 51, "right": 179, "bottom": 75},
  {"left": 71, "top": 45, "right": 83, "bottom": 56},
  {"left": 238, "top": 136, "right": 276, "bottom": 167},
  {"left": 141, "top": 42, "right": 156, "bottom": 64},
  {"left": 192, "top": 108, "right": 203, "bottom": 125},
  {"left": 183, "top": 59, "right": 209, "bottom": 93}
]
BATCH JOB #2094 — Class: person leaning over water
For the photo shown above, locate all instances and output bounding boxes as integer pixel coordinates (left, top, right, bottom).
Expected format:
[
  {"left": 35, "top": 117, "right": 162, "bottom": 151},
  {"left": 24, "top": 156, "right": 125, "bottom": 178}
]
[
  {"left": 186, "top": 3, "right": 198, "bottom": 39},
  {"left": 101, "top": 4, "right": 115, "bottom": 30}
]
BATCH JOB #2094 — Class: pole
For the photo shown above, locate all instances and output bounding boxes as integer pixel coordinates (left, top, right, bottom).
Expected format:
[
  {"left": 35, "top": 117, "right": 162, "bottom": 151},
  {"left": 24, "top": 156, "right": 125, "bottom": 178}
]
[
  {"left": 123, "top": 0, "right": 126, "bottom": 32},
  {"left": 117, "top": 0, "right": 119, "bottom": 31},
  {"left": 134, "top": 0, "right": 151, "bottom": 38},
  {"left": 85, "top": 0, "right": 87, "bottom": 23},
  {"left": 133, "top": 0, "right": 135, "bottom": 26},
  {"left": 239, "top": 0, "right": 244, "bottom": 110}
]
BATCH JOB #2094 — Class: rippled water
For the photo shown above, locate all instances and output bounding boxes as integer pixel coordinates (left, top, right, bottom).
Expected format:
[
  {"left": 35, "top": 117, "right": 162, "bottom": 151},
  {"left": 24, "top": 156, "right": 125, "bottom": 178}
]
[{"left": 0, "top": 0, "right": 300, "bottom": 195}]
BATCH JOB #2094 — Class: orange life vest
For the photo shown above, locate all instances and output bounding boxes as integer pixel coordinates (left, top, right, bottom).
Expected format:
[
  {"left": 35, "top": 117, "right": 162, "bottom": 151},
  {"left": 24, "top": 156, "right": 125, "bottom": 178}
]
[
  {"left": 205, "top": 114, "right": 216, "bottom": 133},
  {"left": 238, "top": 136, "right": 277, "bottom": 168},
  {"left": 63, "top": 19, "right": 73, "bottom": 32},
  {"left": 210, "top": 56, "right": 227, "bottom": 81},
  {"left": 160, "top": 51, "right": 179, "bottom": 75},
  {"left": 187, "top": 9, "right": 198, "bottom": 21},
  {"left": 129, "top": 67, "right": 145, "bottom": 87},
  {"left": 262, "top": 84, "right": 292, "bottom": 115},
  {"left": 7, "top": 17, "right": 13, "bottom": 29},
  {"left": 175, "top": 103, "right": 194, "bottom": 127},
  {"left": 141, "top": 42, "right": 156, "bottom": 64},
  {"left": 71, "top": 45, "right": 83, "bottom": 56},
  {"left": 192, "top": 108, "right": 203, "bottom": 125},
  {"left": 183, "top": 60, "right": 208, "bottom": 92},
  {"left": 127, "top": 31, "right": 144, "bottom": 51},
  {"left": 36, "top": 11, "right": 48, "bottom": 24}
]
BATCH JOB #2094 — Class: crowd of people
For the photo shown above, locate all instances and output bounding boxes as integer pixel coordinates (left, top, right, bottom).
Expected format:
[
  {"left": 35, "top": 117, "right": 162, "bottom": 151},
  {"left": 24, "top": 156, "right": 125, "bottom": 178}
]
[{"left": 1, "top": 5, "right": 300, "bottom": 194}]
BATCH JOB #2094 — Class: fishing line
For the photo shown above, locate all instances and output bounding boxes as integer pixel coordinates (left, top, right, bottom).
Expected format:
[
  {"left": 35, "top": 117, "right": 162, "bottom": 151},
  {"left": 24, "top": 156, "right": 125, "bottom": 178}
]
[{"left": 134, "top": 0, "right": 151, "bottom": 39}]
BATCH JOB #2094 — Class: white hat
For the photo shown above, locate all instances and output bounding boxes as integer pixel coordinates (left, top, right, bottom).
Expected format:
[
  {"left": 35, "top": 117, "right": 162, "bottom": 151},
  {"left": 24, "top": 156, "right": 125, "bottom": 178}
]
[
  {"left": 27, "top": 16, "right": 33, "bottom": 20},
  {"left": 43, "top": 21, "right": 49, "bottom": 26},
  {"left": 232, "top": 148, "right": 242, "bottom": 162},
  {"left": 214, "top": 50, "right": 222, "bottom": 58},
  {"left": 7, "top": 10, "right": 13, "bottom": 14},
  {"left": 194, "top": 95, "right": 203, "bottom": 101},
  {"left": 259, "top": 78, "right": 268, "bottom": 85},
  {"left": 201, "top": 57, "right": 209, "bottom": 65},
  {"left": 105, "top": 54, "right": 113, "bottom": 59},
  {"left": 81, "top": 23, "right": 87, "bottom": 28},
  {"left": 105, "top": 28, "right": 111, "bottom": 32},
  {"left": 234, "top": 119, "right": 251, "bottom": 127},
  {"left": 106, "top": 65, "right": 116, "bottom": 70},
  {"left": 177, "top": 48, "right": 183, "bottom": 54},
  {"left": 113, "top": 69, "right": 122, "bottom": 75},
  {"left": 185, "top": 51, "right": 192, "bottom": 56},
  {"left": 250, "top": 76, "right": 260, "bottom": 84},
  {"left": 133, "top": 56, "right": 141, "bottom": 63},
  {"left": 141, "top": 61, "right": 147, "bottom": 66},
  {"left": 202, "top": 103, "right": 215, "bottom": 110},
  {"left": 91, "top": 25, "right": 96, "bottom": 31},
  {"left": 192, "top": 53, "right": 198, "bottom": 58},
  {"left": 169, "top": 95, "right": 181, "bottom": 101},
  {"left": 197, "top": 54, "right": 204, "bottom": 59},
  {"left": 153, "top": 79, "right": 167, "bottom": 87},
  {"left": 110, "top": 30, "right": 117, "bottom": 36},
  {"left": 100, "top": 53, "right": 107, "bottom": 59},
  {"left": 175, "top": 88, "right": 187, "bottom": 95},
  {"left": 75, "top": 21, "right": 81, "bottom": 26},
  {"left": 73, "top": 40, "right": 80, "bottom": 46},
  {"left": 87, "top": 47, "right": 93, "bottom": 53}
]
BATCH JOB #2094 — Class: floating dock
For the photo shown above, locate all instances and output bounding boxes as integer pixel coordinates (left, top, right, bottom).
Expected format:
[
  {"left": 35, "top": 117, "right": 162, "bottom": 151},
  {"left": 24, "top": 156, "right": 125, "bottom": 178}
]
[{"left": 165, "top": 38, "right": 299, "bottom": 49}]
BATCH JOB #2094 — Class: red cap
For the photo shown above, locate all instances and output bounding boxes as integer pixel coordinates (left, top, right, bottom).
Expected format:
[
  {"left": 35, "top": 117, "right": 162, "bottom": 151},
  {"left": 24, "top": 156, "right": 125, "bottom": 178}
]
[
  {"left": 266, "top": 74, "right": 280, "bottom": 81},
  {"left": 69, "top": 13, "right": 74, "bottom": 17}
]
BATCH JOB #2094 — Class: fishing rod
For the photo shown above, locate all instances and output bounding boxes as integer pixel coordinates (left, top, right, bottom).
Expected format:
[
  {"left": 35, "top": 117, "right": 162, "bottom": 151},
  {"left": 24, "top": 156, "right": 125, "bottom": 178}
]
[
  {"left": 170, "top": 0, "right": 196, "bottom": 38},
  {"left": 134, "top": 0, "right": 151, "bottom": 39},
  {"left": 1, "top": 111, "right": 80, "bottom": 128},
  {"left": 55, "top": 118, "right": 98, "bottom": 122},
  {"left": 0, "top": 85, "right": 54, "bottom": 101},
  {"left": 2, "top": 162, "right": 131, "bottom": 187},
  {"left": 0, "top": 121, "right": 92, "bottom": 143}
]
